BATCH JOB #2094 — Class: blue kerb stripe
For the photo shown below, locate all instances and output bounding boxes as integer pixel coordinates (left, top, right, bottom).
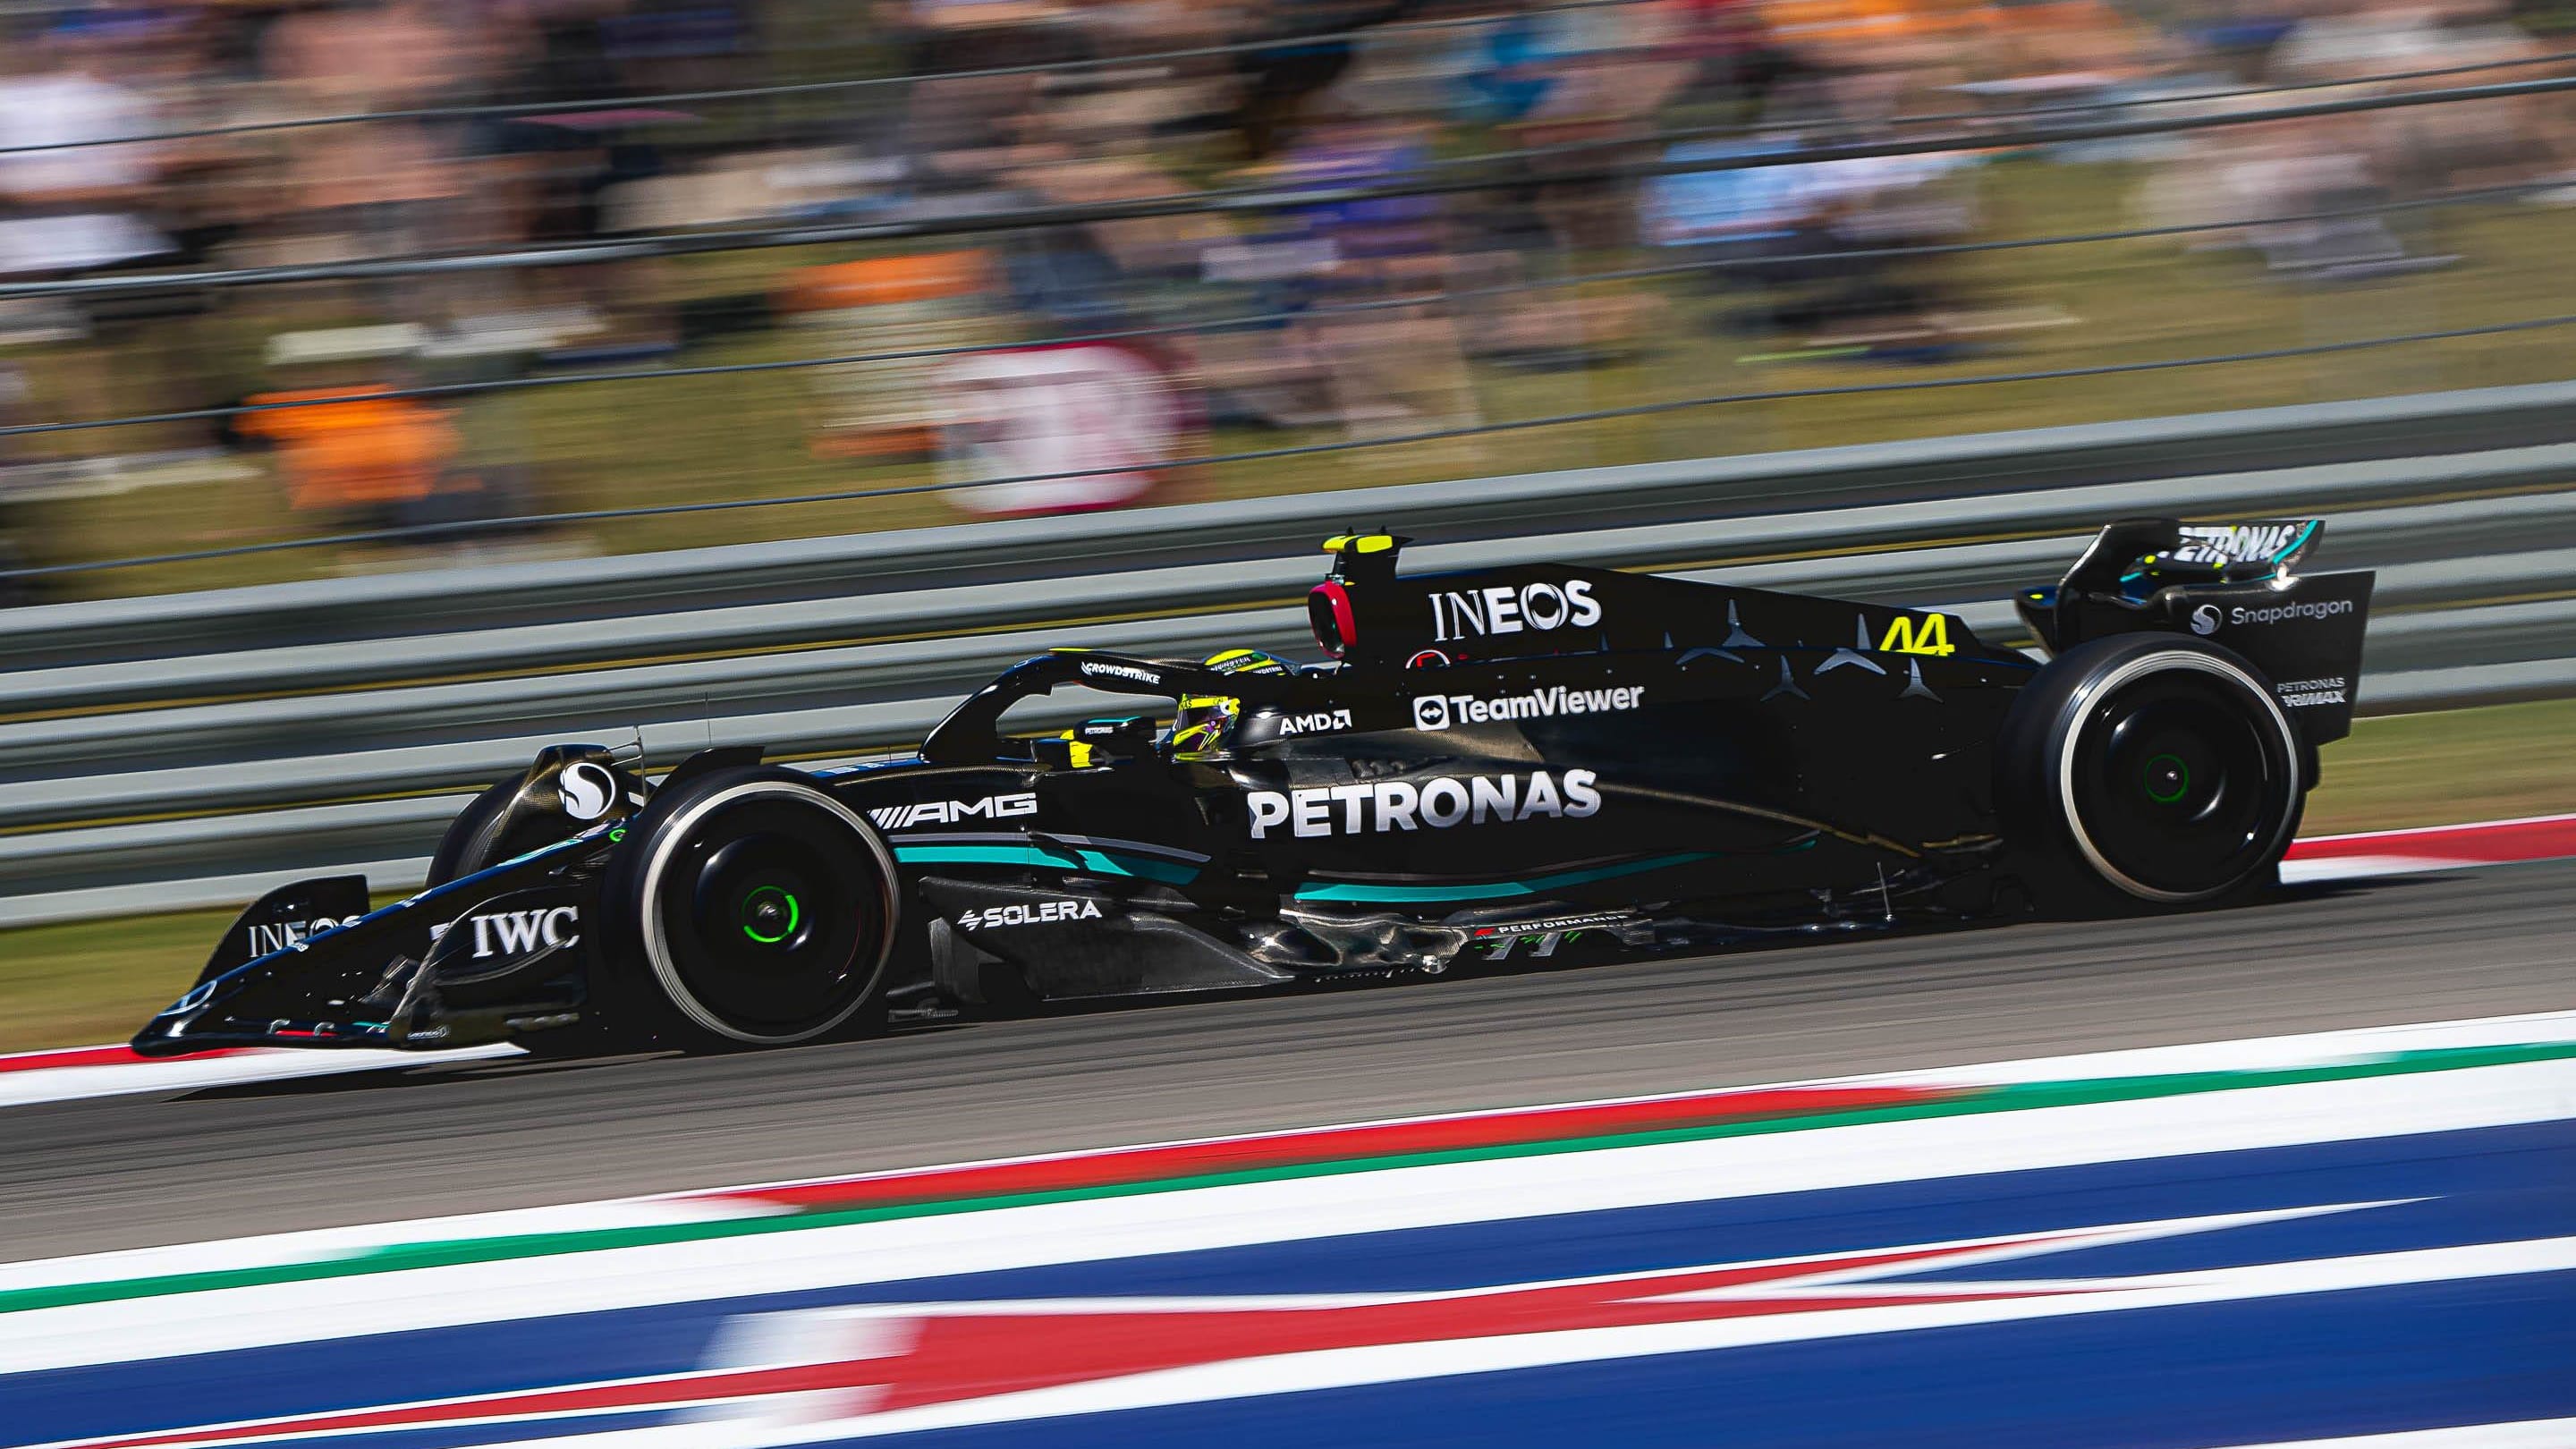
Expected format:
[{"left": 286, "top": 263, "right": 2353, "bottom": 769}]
[
  {"left": 892, "top": 843, "right": 1200, "bottom": 886},
  {"left": 1295, "top": 852, "right": 1713, "bottom": 903}
]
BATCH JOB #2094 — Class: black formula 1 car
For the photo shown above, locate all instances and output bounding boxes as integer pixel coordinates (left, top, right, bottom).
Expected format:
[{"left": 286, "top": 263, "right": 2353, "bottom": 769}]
[{"left": 136, "top": 518, "right": 2374, "bottom": 1056}]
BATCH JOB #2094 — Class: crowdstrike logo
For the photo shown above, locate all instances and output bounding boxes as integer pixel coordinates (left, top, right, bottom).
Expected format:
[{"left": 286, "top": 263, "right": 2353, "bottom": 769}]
[
  {"left": 2230, "top": 598, "right": 2353, "bottom": 626},
  {"left": 958, "top": 899, "right": 1102, "bottom": 929},
  {"left": 1412, "top": 685, "right": 1642, "bottom": 732},
  {"left": 469, "top": 905, "right": 580, "bottom": 959},
  {"left": 1247, "top": 769, "right": 1602, "bottom": 838},
  {"left": 869, "top": 793, "right": 1039, "bottom": 830},
  {"left": 1080, "top": 661, "right": 1164, "bottom": 686},
  {"left": 1428, "top": 580, "right": 1602, "bottom": 643}
]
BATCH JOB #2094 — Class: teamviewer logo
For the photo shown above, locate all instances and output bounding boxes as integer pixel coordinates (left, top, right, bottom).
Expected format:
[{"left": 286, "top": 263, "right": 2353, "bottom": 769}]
[{"left": 1411, "top": 694, "right": 1451, "bottom": 730}]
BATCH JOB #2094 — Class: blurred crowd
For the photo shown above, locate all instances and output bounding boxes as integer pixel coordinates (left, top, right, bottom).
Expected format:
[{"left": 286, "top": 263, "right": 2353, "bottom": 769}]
[{"left": 1, "top": 0, "right": 2570, "bottom": 595}]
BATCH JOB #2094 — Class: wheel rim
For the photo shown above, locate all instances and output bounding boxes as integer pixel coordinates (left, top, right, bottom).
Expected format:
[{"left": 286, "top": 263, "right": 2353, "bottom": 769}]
[
  {"left": 2058, "top": 654, "right": 2298, "bottom": 902},
  {"left": 640, "top": 783, "right": 894, "bottom": 1043}
]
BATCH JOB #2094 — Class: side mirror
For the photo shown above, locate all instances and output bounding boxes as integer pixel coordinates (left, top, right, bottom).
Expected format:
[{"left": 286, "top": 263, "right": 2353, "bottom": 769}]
[{"left": 1035, "top": 715, "right": 1161, "bottom": 769}]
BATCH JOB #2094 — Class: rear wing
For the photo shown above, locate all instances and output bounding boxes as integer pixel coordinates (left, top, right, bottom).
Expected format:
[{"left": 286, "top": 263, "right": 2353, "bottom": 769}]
[{"left": 2019, "top": 517, "right": 2373, "bottom": 744}]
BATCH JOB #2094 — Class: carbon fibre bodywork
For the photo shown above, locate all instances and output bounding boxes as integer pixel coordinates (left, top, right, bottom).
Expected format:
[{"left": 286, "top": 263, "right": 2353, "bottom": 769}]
[{"left": 134, "top": 522, "right": 2376, "bottom": 1056}]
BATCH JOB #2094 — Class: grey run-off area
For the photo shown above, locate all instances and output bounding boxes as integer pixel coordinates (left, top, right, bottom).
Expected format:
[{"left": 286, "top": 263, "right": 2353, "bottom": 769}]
[{"left": 3, "top": 859, "right": 2569, "bottom": 1263}]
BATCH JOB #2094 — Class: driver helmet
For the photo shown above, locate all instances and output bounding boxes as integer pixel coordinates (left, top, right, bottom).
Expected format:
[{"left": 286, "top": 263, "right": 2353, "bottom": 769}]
[{"left": 1169, "top": 648, "right": 1293, "bottom": 756}]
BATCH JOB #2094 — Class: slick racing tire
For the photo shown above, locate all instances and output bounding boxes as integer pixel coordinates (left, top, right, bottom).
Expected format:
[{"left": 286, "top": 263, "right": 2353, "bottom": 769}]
[
  {"left": 1999, "top": 634, "right": 2304, "bottom": 912},
  {"left": 596, "top": 766, "right": 899, "bottom": 1050}
]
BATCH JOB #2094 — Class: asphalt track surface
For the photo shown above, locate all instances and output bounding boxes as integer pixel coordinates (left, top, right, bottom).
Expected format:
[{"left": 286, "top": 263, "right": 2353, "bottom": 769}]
[{"left": 3, "top": 859, "right": 2569, "bottom": 1265}]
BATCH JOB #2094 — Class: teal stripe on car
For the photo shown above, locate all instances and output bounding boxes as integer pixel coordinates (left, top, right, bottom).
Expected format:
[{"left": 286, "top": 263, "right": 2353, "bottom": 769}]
[
  {"left": 891, "top": 843, "right": 1200, "bottom": 886},
  {"left": 1294, "top": 852, "right": 1714, "bottom": 903}
]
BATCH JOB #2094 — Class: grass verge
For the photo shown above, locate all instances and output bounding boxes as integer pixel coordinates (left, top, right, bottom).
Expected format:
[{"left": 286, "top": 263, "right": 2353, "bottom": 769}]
[{"left": 2, "top": 697, "right": 2570, "bottom": 1055}]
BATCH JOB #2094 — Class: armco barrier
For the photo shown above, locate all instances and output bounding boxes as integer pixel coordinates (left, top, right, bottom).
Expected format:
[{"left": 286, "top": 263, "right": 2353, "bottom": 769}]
[{"left": 4, "top": 389, "right": 2573, "bottom": 925}]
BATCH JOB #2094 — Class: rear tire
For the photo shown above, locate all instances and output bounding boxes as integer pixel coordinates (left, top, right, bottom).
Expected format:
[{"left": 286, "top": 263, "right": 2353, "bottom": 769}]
[
  {"left": 596, "top": 767, "right": 898, "bottom": 1050},
  {"left": 428, "top": 777, "right": 544, "bottom": 887},
  {"left": 1999, "top": 634, "right": 2303, "bottom": 913}
]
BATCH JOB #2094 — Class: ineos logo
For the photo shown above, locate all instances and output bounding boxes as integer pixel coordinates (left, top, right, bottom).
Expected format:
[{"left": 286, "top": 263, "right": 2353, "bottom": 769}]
[
  {"left": 248, "top": 917, "right": 355, "bottom": 956},
  {"left": 1428, "top": 580, "right": 1601, "bottom": 644},
  {"left": 470, "top": 906, "right": 580, "bottom": 959},
  {"left": 558, "top": 762, "right": 617, "bottom": 820}
]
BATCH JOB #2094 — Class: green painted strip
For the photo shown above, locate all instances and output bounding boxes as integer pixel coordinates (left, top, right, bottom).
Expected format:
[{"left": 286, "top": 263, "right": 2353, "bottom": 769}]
[
  {"left": 891, "top": 843, "right": 1199, "bottom": 886},
  {"left": 1295, "top": 852, "right": 1714, "bottom": 903},
  {"left": 7, "top": 1038, "right": 2570, "bottom": 1318}
]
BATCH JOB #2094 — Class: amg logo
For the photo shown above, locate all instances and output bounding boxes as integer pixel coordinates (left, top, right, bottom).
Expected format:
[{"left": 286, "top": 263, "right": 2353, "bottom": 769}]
[
  {"left": 869, "top": 792, "right": 1039, "bottom": 830},
  {"left": 1428, "top": 580, "right": 1601, "bottom": 644},
  {"left": 248, "top": 917, "right": 355, "bottom": 956},
  {"left": 470, "top": 905, "right": 580, "bottom": 959},
  {"left": 1277, "top": 708, "right": 1352, "bottom": 735},
  {"left": 2173, "top": 521, "right": 2304, "bottom": 566},
  {"left": 959, "top": 899, "right": 1103, "bottom": 930},
  {"left": 1248, "top": 769, "right": 1601, "bottom": 838}
]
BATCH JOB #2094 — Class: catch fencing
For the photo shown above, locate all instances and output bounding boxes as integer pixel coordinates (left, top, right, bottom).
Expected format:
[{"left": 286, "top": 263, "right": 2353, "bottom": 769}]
[{"left": 4, "top": 383, "right": 2572, "bottom": 926}]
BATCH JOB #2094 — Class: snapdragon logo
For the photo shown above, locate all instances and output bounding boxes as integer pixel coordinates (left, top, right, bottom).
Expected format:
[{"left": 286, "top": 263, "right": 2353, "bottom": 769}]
[
  {"left": 1248, "top": 769, "right": 1602, "bottom": 838},
  {"left": 1411, "top": 684, "right": 1641, "bottom": 732},
  {"left": 959, "top": 899, "right": 1103, "bottom": 930},
  {"left": 557, "top": 762, "right": 617, "bottom": 820},
  {"left": 869, "top": 792, "right": 1038, "bottom": 830},
  {"left": 1428, "top": 580, "right": 1601, "bottom": 643},
  {"left": 2230, "top": 598, "right": 2353, "bottom": 626},
  {"left": 2189, "top": 604, "right": 2222, "bottom": 636}
]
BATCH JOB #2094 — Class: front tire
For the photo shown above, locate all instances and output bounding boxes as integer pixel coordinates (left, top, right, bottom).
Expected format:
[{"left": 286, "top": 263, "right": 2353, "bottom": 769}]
[
  {"left": 597, "top": 767, "right": 899, "bottom": 1049},
  {"left": 2000, "top": 634, "right": 2304, "bottom": 911}
]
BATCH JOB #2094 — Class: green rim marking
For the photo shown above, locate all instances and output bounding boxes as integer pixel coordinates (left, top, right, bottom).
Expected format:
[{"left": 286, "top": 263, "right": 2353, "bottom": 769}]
[
  {"left": 741, "top": 886, "right": 800, "bottom": 945},
  {"left": 2145, "top": 753, "right": 2190, "bottom": 805}
]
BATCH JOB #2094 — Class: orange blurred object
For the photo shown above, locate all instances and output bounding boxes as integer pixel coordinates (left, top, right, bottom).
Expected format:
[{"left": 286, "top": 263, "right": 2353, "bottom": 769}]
[{"left": 234, "top": 388, "right": 461, "bottom": 511}]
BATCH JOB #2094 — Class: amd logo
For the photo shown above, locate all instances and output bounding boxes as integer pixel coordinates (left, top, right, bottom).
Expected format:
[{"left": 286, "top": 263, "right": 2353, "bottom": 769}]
[
  {"left": 1275, "top": 708, "right": 1352, "bottom": 735},
  {"left": 470, "top": 906, "right": 580, "bottom": 959},
  {"left": 869, "top": 792, "right": 1039, "bottom": 830},
  {"left": 1428, "top": 580, "right": 1601, "bottom": 644},
  {"left": 248, "top": 917, "right": 357, "bottom": 956}
]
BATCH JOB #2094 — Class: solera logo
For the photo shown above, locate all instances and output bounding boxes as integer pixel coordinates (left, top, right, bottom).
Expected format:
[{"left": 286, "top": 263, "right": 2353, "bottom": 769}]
[
  {"left": 1428, "top": 580, "right": 1601, "bottom": 643},
  {"left": 470, "top": 906, "right": 580, "bottom": 959}
]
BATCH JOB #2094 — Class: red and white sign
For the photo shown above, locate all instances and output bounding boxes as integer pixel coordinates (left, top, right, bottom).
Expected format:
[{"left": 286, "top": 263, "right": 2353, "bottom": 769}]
[{"left": 935, "top": 342, "right": 1194, "bottom": 516}]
